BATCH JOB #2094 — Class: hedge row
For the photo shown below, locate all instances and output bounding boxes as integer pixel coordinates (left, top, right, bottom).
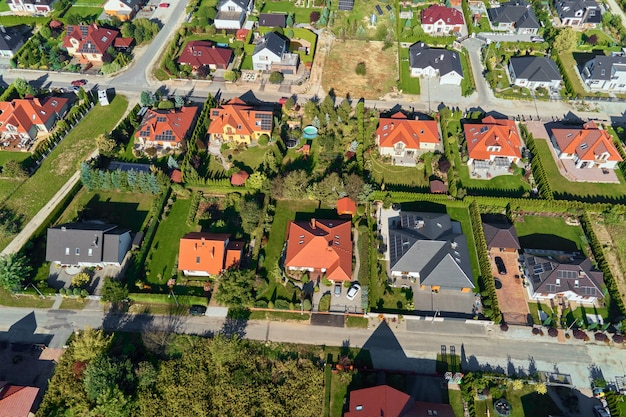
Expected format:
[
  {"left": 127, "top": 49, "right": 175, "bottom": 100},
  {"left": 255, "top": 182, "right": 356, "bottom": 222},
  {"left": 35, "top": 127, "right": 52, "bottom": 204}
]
[
  {"left": 580, "top": 212, "right": 626, "bottom": 316},
  {"left": 552, "top": 53, "right": 577, "bottom": 99},
  {"left": 519, "top": 124, "right": 554, "bottom": 200},
  {"left": 186, "top": 191, "right": 202, "bottom": 226}
]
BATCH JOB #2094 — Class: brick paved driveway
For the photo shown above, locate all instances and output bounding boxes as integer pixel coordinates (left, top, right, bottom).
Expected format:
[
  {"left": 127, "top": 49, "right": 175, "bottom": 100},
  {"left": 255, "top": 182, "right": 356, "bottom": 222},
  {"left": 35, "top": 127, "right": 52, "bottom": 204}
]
[{"left": 490, "top": 249, "right": 530, "bottom": 325}]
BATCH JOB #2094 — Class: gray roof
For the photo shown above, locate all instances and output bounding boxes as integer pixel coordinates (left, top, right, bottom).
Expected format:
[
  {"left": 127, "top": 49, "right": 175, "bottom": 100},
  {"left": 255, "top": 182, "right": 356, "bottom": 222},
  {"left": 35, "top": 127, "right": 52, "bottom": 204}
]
[
  {"left": 46, "top": 223, "right": 131, "bottom": 265},
  {"left": 0, "top": 25, "right": 29, "bottom": 53},
  {"left": 555, "top": 0, "right": 601, "bottom": 23},
  {"left": 482, "top": 217, "right": 521, "bottom": 250},
  {"left": 584, "top": 55, "right": 626, "bottom": 80},
  {"left": 388, "top": 211, "right": 475, "bottom": 289},
  {"left": 258, "top": 13, "right": 287, "bottom": 27},
  {"left": 487, "top": 1, "right": 540, "bottom": 28},
  {"left": 217, "top": 0, "right": 250, "bottom": 10},
  {"left": 509, "top": 56, "right": 562, "bottom": 83},
  {"left": 253, "top": 31, "right": 287, "bottom": 57},
  {"left": 409, "top": 42, "right": 463, "bottom": 78}
]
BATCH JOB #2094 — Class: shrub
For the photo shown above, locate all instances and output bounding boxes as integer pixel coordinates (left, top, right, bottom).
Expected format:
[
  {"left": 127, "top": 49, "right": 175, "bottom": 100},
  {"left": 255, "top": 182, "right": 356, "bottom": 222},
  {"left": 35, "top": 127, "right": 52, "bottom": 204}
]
[
  {"left": 310, "top": 11, "right": 320, "bottom": 22},
  {"left": 269, "top": 71, "right": 284, "bottom": 84},
  {"left": 355, "top": 61, "right": 366, "bottom": 75},
  {"left": 343, "top": 280, "right": 352, "bottom": 288},
  {"left": 101, "top": 278, "right": 129, "bottom": 303},
  {"left": 322, "top": 277, "right": 331, "bottom": 286},
  {"left": 318, "top": 294, "right": 331, "bottom": 311},
  {"left": 267, "top": 300, "right": 275, "bottom": 309},
  {"left": 71, "top": 272, "right": 91, "bottom": 288},
  {"left": 255, "top": 300, "right": 268, "bottom": 308},
  {"left": 258, "top": 134, "right": 269, "bottom": 146},
  {"left": 274, "top": 299, "right": 290, "bottom": 310},
  {"left": 303, "top": 299, "right": 312, "bottom": 311}
]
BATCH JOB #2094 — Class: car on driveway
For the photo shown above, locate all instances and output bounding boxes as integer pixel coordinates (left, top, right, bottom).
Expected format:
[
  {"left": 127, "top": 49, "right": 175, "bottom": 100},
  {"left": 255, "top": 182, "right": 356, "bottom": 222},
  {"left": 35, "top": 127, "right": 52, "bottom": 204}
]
[
  {"left": 495, "top": 256, "right": 507, "bottom": 275},
  {"left": 71, "top": 79, "right": 87, "bottom": 86},
  {"left": 346, "top": 283, "right": 361, "bottom": 301},
  {"left": 189, "top": 305, "right": 207, "bottom": 316},
  {"left": 334, "top": 283, "right": 342, "bottom": 297},
  {"left": 278, "top": 97, "right": 289, "bottom": 105}
]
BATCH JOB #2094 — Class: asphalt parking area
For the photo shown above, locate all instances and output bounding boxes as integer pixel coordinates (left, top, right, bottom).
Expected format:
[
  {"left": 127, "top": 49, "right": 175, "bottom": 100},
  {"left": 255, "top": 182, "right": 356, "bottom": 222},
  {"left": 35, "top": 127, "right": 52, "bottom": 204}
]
[
  {"left": 490, "top": 250, "right": 529, "bottom": 325},
  {"left": 310, "top": 313, "right": 345, "bottom": 327}
]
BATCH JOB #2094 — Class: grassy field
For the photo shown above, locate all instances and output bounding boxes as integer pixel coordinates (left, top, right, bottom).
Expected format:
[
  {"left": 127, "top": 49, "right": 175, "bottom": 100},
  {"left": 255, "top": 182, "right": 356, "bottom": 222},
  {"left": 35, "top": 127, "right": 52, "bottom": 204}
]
[
  {"left": 369, "top": 156, "right": 429, "bottom": 188},
  {"left": 475, "top": 383, "right": 561, "bottom": 417},
  {"left": 532, "top": 138, "right": 626, "bottom": 202},
  {"left": 258, "top": 0, "right": 317, "bottom": 24},
  {"left": 0, "top": 96, "right": 128, "bottom": 250},
  {"left": 145, "top": 198, "right": 197, "bottom": 284},
  {"left": 0, "top": 289, "right": 54, "bottom": 308},
  {"left": 398, "top": 47, "right": 420, "bottom": 95},
  {"left": 0, "top": 0, "right": 9, "bottom": 11},
  {"left": 515, "top": 215, "right": 586, "bottom": 252},
  {"left": 64, "top": 5, "right": 103, "bottom": 21},
  {"left": 0, "top": 151, "right": 31, "bottom": 168},
  {"left": 59, "top": 297, "right": 87, "bottom": 309}
]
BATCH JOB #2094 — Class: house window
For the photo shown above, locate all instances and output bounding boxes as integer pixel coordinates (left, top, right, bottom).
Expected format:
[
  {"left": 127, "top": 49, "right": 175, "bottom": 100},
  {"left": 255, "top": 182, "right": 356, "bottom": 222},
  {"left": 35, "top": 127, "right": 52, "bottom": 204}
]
[
  {"left": 575, "top": 279, "right": 579, "bottom": 288},
  {"left": 556, "top": 278, "right": 560, "bottom": 286},
  {"left": 196, "top": 256, "right": 201, "bottom": 264},
  {"left": 88, "top": 248, "right": 93, "bottom": 257},
  {"left": 75, "top": 248, "right": 80, "bottom": 255},
  {"left": 65, "top": 247, "right": 70, "bottom": 255}
]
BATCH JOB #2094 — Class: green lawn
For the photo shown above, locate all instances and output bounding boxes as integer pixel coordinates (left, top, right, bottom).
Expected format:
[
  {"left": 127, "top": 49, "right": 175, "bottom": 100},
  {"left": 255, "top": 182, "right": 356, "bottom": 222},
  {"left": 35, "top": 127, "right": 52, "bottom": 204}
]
[
  {"left": 532, "top": 138, "right": 626, "bottom": 202},
  {"left": 0, "top": 0, "right": 9, "bottom": 12},
  {"left": 371, "top": 280, "right": 415, "bottom": 312},
  {"left": 249, "top": 310, "right": 311, "bottom": 321},
  {"left": 527, "top": 301, "right": 554, "bottom": 325},
  {"left": 346, "top": 316, "right": 368, "bottom": 328},
  {"left": 328, "top": 372, "right": 349, "bottom": 417},
  {"left": 224, "top": 144, "right": 275, "bottom": 171},
  {"left": 145, "top": 198, "right": 197, "bottom": 284},
  {"left": 73, "top": 0, "right": 104, "bottom": 5},
  {"left": 515, "top": 215, "right": 586, "bottom": 252},
  {"left": 0, "top": 289, "right": 54, "bottom": 308},
  {"left": 369, "top": 155, "right": 429, "bottom": 188},
  {"left": 0, "top": 151, "right": 31, "bottom": 169},
  {"left": 0, "top": 96, "right": 128, "bottom": 250},
  {"left": 448, "top": 389, "right": 464, "bottom": 417},
  {"left": 398, "top": 47, "right": 420, "bottom": 95},
  {"left": 258, "top": 0, "right": 314, "bottom": 24},
  {"left": 558, "top": 51, "right": 592, "bottom": 98},
  {"left": 476, "top": 383, "right": 561, "bottom": 417},
  {"left": 59, "top": 297, "right": 87, "bottom": 309},
  {"left": 64, "top": 5, "right": 103, "bottom": 20}
]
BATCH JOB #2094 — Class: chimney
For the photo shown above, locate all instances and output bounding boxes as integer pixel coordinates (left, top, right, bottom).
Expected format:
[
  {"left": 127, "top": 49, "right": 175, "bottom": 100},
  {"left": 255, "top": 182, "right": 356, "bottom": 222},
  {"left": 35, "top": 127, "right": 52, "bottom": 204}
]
[
  {"left": 310, "top": 218, "right": 316, "bottom": 229},
  {"left": 0, "top": 26, "right": 5, "bottom": 34},
  {"left": 440, "top": 54, "right": 444, "bottom": 60}
]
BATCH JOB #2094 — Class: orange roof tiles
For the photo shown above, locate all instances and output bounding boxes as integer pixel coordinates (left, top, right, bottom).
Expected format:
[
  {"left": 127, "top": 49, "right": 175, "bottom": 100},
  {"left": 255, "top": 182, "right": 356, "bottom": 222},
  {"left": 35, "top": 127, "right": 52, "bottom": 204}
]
[
  {"left": 377, "top": 112, "right": 440, "bottom": 150},
  {"left": 336, "top": 197, "right": 357, "bottom": 216},
  {"left": 135, "top": 106, "right": 198, "bottom": 146},
  {"left": 0, "top": 96, "right": 68, "bottom": 134},
  {"left": 464, "top": 116, "right": 522, "bottom": 161},
  {"left": 284, "top": 218, "right": 352, "bottom": 282},
  {"left": 0, "top": 382, "right": 39, "bottom": 417},
  {"left": 552, "top": 121, "right": 622, "bottom": 163},
  {"left": 207, "top": 97, "right": 273, "bottom": 137},
  {"left": 178, "top": 232, "right": 242, "bottom": 275}
]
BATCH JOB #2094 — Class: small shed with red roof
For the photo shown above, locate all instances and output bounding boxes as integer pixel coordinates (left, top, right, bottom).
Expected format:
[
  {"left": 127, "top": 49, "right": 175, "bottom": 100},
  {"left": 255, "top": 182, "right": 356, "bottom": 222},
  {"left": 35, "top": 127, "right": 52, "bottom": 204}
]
[
  {"left": 337, "top": 197, "right": 357, "bottom": 216},
  {"left": 230, "top": 170, "right": 249, "bottom": 186},
  {"left": 170, "top": 169, "right": 182, "bottom": 183}
]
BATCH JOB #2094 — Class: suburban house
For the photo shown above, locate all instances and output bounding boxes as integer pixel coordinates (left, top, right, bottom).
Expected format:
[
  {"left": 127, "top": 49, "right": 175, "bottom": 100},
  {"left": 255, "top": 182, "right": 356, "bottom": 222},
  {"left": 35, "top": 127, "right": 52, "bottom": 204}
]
[
  {"left": 375, "top": 112, "right": 441, "bottom": 164},
  {"left": 0, "top": 381, "right": 39, "bottom": 417},
  {"left": 178, "top": 232, "right": 243, "bottom": 276},
  {"left": 214, "top": 0, "right": 253, "bottom": 30},
  {"left": 464, "top": 116, "right": 523, "bottom": 166},
  {"left": 487, "top": 0, "right": 540, "bottom": 34},
  {"left": 134, "top": 106, "right": 199, "bottom": 150},
  {"left": 482, "top": 215, "right": 521, "bottom": 252},
  {"left": 252, "top": 31, "right": 299, "bottom": 74},
  {"left": 284, "top": 218, "right": 352, "bottom": 282},
  {"left": 345, "top": 385, "right": 455, "bottom": 417},
  {"left": 207, "top": 97, "right": 273, "bottom": 144},
  {"left": 523, "top": 250, "right": 604, "bottom": 304},
  {"left": 62, "top": 24, "right": 121, "bottom": 63},
  {"left": 581, "top": 55, "right": 626, "bottom": 93},
  {"left": 103, "top": 0, "right": 143, "bottom": 21},
  {"left": 0, "top": 25, "right": 31, "bottom": 58},
  {"left": 258, "top": 13, "right": 287, "bottom": 27},
  {"left": 549, "top": 121, "right": 622, "bottom": 169},
  {"left": 336, "top": 196, "right": 357, "bottom": 216},
  {"left": 421, "top": 5, "right": 465, "bottom": 35},
  {"left": 386, "top": 211, "right": 475, "bottom": 292},
  {"left": 7, "top": 0, "right": 55, "bottom": 14},
  {"left": 409, "top": 42, "right": 464, "bottom": 86},
  {"left": 177, "top": 40, "right": 233, "bottom": 71},
  {"left": 508, "top": 56, "right": 562, "bottom": 90},
  {"left": 46, "top": 223, "right": 132, "bottom": 267},
  {"left": 554, "top": 0, "right": 601, "bottom": 27},
  {"left": 0, "top": 96, "right": 69, "bottom": 143}
]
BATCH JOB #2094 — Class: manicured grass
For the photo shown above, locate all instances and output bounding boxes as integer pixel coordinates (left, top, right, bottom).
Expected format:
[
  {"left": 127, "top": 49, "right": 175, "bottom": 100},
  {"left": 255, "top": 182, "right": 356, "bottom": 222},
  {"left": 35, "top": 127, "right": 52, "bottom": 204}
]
[
  {"left": 258, "top": 0, "right": 313, "bottom": 24},
  {"left": 249, "top": 310, "right": 311, "bottom": 321},
  {"left": 224, "top": 144, "right": 275, "bottom": 171},
  {"left": 369, "top": 156, "right": 429, "bottom": 188},
  {"left": 64, "top": 5, "right": 103, "bottom": 20},
  {"left": 478, "top": 383, "right": 561, "bottom": 417},
  {"left": 532, "top": 138, "right": 626, "bottom": 202},
  {"left": 515, "top": 215, "right": 586, "bottom": 252},
  {"left": 357, "top": 224, "right": 369, "bottom": 285},
  {"left": 328, "top": 372, "right": 349, "bottom": 417},
  {"left": 346, "top": 316, "right": 368, "bottom": 328},
  {"left": 398, "top": 47, "right": 420, "bottom": 95},
  {"left": 0, "top": 289, "right": 54, "bottom": 308},
  {"left": 558, "top": 51, "right": 590, "bottom": 98},
  {"left": 0, "top": 151, "right": 31, "bottom": 168},
  {"left": 56, "top": 189, "right": 155, "bottom": 232},
  {"left": 0, "top": 0, "right": 9, "bottom": 12},
  {"left": 0, "top": 96, "right": 128, "bottom": 250},
  {"left": 527, "top": 301, "right": 554, "bottom": 325},
  {"left": 59, "top": 297, "right": 87, "bottom": 309},
  {"left": 372, "top": 284, "right": 414, "bottom": 311},
  {"left": 145, "top": 198, "right": 197, "bottom": 284},
  {"left": 73, "top": 0, "right": 104, "bottom": 5},
  {"left": 128, "top": 293, "right": 207, "bottom": 305},
  {"left": 448, "top": 389, "right": 464, "bottom": 417}
]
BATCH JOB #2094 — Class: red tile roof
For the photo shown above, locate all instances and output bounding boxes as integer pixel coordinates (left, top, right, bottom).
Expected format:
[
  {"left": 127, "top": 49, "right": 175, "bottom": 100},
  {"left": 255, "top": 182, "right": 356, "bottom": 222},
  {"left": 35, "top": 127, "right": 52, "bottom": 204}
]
[
  {"left": 230, "top": 170, "right": 249, "bottom": 186},
  {"left": 376, "top": 112, "right": 440, "bottom": 150},
  {"left": 177, "top": 40, "right": 233, "bottom": 70},
  {"left": 0, "top": 96, "right": 68, "bottom": 134},
  {"left": 114, "top": 37, "right": 134, "bottom": 48},
  {"left": 552, "top": 121, "right": 622, "bottom": 163},
  {"left": 49, "top": 20, "right": 63, "bottom": 29},
  {"left": 170, "top": 169, "right": 182, "bottom": 183},
  {"left": 178, "top": 232, "right": 242, "bottom": 275},
  {"left": 285, "top": 218, "right": 352, "bottom": 282},
  {"left": 207, "top": 97, "right": 273, "bottom": 138},
  {"left": 336, "top": 197, "right": 357, "bottom": 215},
  {"left": 464, "top": 116, "right": 522, "bottom": 161},
  {"left": 236, "top": 29, "right": 249, "bottom": 40},
  {"left": 422, "top": 5, "right": 465, "bottom": 25},
  {"left": 62, "top": 24, "right": 120, "bottom": 57},
  {"left": 344, "top": 386, "right": 413, "bottom": 417},
  {"left": 0, "top": 382, "right": 39, "bottom": 417},
  {"left": 429, "top": 179, "right": 448, "bottom": 194},
  {"left": 135, "top": 106, "right": 198, "bottom": 146}
]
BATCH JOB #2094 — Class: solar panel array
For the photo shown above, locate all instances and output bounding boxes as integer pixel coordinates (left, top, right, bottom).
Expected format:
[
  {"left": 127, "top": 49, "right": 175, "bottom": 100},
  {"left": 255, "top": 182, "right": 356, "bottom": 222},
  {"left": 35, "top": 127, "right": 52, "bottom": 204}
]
[
  {"left": 580, "top": 286, "right": 596, "bottom": 296},
  {"left": 255, "top": 113, "right": 272, "bottom": 130},
  {"left": 557, "top": 270, "right": 578, "bottom": 279},
  {"left": 155, "top": 130, "right": 175, "bottom": 142},
  {"left": 80, "top": 41, "right": 98, "bottom": 54},
  {"left": 388, "top": 234, "right": 413, "bottom": 266},
  {"left": 338, "top": 0, "right": 354, "bottom": 10},
  {"left": 156, "top": 116, "right": 167, "bottom": 123}
]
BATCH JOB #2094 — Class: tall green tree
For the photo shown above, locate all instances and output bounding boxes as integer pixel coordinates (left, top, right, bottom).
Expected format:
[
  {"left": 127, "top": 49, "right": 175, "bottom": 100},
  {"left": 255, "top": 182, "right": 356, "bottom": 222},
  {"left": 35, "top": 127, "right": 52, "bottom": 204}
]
[
  {"left": 553, "top": 27, "right": 577, "bottom": 53},
  {"left": 215, "top": 269, "right": 255, "bottom": 307},
  {"left": 0, "top": 253, "right": 31, "bottom": 293},
  {"left": 72, "top": 327, "right": 113, "bottom": 363}
]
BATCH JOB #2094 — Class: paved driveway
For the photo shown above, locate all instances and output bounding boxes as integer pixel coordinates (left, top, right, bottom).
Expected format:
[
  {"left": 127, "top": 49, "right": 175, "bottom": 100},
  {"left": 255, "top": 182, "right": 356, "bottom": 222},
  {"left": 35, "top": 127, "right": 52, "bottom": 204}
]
[
  {"left": 490, "top": 249, "right": 529, "bottom": 325},
  {"left": 413, "top": 289, "right": 477, "bottom": 318}
]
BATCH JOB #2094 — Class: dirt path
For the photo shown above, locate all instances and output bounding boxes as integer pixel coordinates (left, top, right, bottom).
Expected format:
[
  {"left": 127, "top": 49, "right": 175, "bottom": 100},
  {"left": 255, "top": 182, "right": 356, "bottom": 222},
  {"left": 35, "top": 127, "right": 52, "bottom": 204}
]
[
  {"left": 292, "top": 30, "right": 333, "bottom": 97},
  {"left": 590, "top": 218, "right": 626, "bottom": 306}
]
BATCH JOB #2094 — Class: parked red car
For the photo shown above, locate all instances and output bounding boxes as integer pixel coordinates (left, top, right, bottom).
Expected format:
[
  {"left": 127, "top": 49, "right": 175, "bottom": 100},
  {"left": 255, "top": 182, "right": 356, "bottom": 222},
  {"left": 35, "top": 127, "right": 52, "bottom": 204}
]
[
  {"left": 278, "top": 97, "right": 289, "bottom": 105},
  {"left": 159, "top": 2, "right": 170, "bottom": 7},
  {"left": 71, "top": 79, "right": 87, "bottom": 86}
]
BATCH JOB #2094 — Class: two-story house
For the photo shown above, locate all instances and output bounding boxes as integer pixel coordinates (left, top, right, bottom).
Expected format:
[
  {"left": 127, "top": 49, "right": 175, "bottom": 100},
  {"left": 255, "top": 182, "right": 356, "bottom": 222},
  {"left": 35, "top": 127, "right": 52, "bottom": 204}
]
[
  {"left": 177, "top": 40, "right": 233, "bottom": 71},
  {"left": 464, "top": 116, "right": 523, "bottom": 167},
  {"left": 62, "top": 24, "right": 127, "bottom": 64},
  {"left": 134, "top": 106, "right": 199, "bottom": 151},
  {"left": 0, "top": 96, "right": 69, "bottom": 144},
  {"left": 487, "top": 0, "right": 540, "bottom": 34},
  {"left": 409, "top": 42, "right": 464, "bottom": 85},
  {"left": 554, "top": 0, "right": 601, "bottom": 27},
  {"left": 508, "top": 56, "right": 562, "bottom": 90},
  {"left": 421, "top": 5, "right": 465, "bottom": 35},
  {"left": 581, "top": 55, "right": 626, "bottom": 93},
  {"left": 214, "top": 0, "right": 253, "bottom": 30},
  {"left": 207, "top": 97, "right": 273, "bottom": 144},
  {"left": 375, "top": 112, "right": 441, "bottom": 165},
  {"left": 251, "top": 31, "right": 299, "bottom": 74},
  {"left": 178, "top": 233, "right": 243, "bottom": 276},
  {"left": 549, "top": 121, "right": 622, "bottom": 169},
  {"left": 7, "top": 0, "right": 55, "bottom": 14}
]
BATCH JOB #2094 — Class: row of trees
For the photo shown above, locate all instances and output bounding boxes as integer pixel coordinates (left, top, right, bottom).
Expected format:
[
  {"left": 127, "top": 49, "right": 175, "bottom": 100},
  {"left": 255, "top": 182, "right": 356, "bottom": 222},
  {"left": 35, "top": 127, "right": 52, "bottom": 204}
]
[
  {"left": 80, "top": 163, "right": 168, "bottom": 194},
  {"left": 519, "top": 125, "right": 554, "bottom": 200}
]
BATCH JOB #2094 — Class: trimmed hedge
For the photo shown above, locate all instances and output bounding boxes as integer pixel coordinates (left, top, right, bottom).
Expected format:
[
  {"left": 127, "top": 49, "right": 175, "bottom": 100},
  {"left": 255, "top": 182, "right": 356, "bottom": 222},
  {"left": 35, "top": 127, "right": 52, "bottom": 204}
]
[{"left": 519, "top": 124, "right": 553, "bottom": 200}]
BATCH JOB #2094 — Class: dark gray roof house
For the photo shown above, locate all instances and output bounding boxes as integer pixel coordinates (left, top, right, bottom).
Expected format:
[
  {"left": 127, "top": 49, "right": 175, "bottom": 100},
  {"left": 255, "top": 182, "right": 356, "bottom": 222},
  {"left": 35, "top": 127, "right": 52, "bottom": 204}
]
[
  {"left": 481, "top": 214, "right": 521, "bottom": 250},
  {"left": 46, "top": 223, "right": 132, "bottom": 266},
  {"left": 409, "top": 42, "right": 463, "bottom": 81},
  {"left": 554, "top": 0, "right": 601, "bottom": 26},
  {"left": 582, "top": 55, "right": 626, "bottom": 81},
  {"left": 509, "top": 56, "right": 562, "bottom": 83},
  {"left": 487, "top": 1, "right": 540, "bottom": 33},
  {"left": 252, "top": 31, "right": 288, "bottom": 57},
  {"left": 258, "top": 13, "right": 287, "bottom": 27},
  {"left": 0, "top": 25, "right": 30, "bottom": 58},
  {"left": 387, "top": 211, "right": 475, "bottom": 290}
]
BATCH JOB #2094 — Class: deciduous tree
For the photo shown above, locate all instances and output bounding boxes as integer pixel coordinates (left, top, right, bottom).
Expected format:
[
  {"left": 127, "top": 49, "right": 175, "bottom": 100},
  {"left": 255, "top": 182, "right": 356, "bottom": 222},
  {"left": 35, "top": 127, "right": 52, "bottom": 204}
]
[
  {"left": 0, "top": 253, "right": 31, "bottom": 293},
  {"left": 72, "top": 327, "right": 113, "bottom": 363}
]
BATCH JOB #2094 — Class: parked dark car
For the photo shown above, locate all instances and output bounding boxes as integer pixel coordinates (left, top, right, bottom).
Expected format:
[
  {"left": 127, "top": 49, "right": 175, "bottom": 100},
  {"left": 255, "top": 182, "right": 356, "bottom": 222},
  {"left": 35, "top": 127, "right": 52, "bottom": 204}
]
[
  {"left": 189, "top": 305, "right": 207, "bottom": 316},
  {"left": 334, "top": 283, "right": 342, "bottom": 297},
  {"left": 494, "top": 256, "right": 507, "bottom": 275}
]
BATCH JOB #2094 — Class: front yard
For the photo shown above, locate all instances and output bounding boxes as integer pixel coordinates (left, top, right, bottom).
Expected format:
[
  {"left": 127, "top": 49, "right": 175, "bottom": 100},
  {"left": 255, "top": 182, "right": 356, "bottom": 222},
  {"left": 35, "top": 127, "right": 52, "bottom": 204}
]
[
  {"left": 514, "top": 215, "right": 587, "bottom": 252},
  {"left": 473, "top": 383, "right": 561, "bottom": 417},
  {"left": 398, "top": 46, "right": 421, "bottom": 95}
]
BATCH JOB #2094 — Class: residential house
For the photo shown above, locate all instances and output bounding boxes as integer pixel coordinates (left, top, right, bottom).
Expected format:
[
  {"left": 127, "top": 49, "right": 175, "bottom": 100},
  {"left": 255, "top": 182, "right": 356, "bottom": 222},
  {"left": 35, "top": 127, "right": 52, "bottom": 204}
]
[
  {"left": 134, "top": 106, "right": 199, "bottom": 150},
  {"left": 207, "top": 97, "right": 273, "bottom": 144},
  {"left": 252, "top": 31, "right": 299, "bottom": 74},
  {"left": 7, "top": 0, "right": 55, "bottom": 14},
  {"left": 508, "top": 56, "right": 562, "bottom": 90},
  {"left": 523, "top": 250, "right": 604, "bottom": 303},
  {"left": 336, "top": 196, "right": 357, "bottom": 216},
  {"left": 386, "top": 211, "right": 475, "bottom": 292},
  {"left": 0, "top": 96, "right": 69, "bottom": 143},
  {"left": 482, "top": 214, "right": 520, "bottom": 252},
  {"left": 103, "top": 0, "right": 143, "bottom": 21},
  {"left": 284, "top": 218, "right": 352, "bottom": 282},
  {"left": 177, "top": 40, "right": 233, "bottom": 71},
  {"left": 421, "top": 5, "right": 465, "bottom": 35},
  {"left": 554, "top": 0, "right": 601, "bottom": 27},
  {"left": 581, "top": 55, "right": 626, "bottom": 93},
  {"left": 409, "top": 42, "right": 464, "bottom": 85},
  {"left": 0, "top": 25, "right": 31, "bottom": 58},
  {"left": 464, "top": 116, "right": 523, "bottom": 167},
  {"left": 62, "top": 24, "right": 120, "bottom": 63},
  {"left": 0, "top": 381, "right": 39, "bottom": 417},
  {"left": 178, "top": 232, "right": 243, "bottom": 276},
  {"left": 345, "top": 385, "right": 455, "bottom": 417},
  {"left": 214, "top": 0, "right": 253, "bottom": 30},
  {"left": 487, "top": 0, "right": 540, "bottom": 34},
  {"left": 258, "top": 13, "right": 287, "bottom": 27},
  {"left": 46, "top": 223, "right": 132, "bottom": 267},
  {"left": 549, "top": 121, "right": 622, "bottom": 169},
  {"left": 375, "top": 112, "right": 441, "bottom": 164}
]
